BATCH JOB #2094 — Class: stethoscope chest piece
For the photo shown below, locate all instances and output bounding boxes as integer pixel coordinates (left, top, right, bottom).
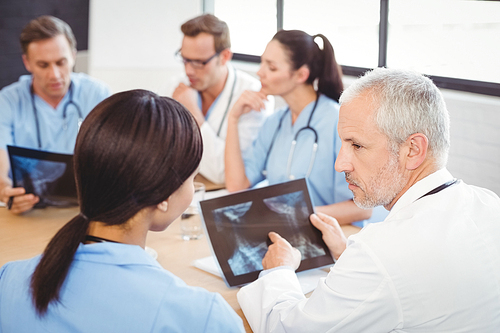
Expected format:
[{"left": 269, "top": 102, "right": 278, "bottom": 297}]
[{"left": 263, "top": 94, "right": 320, "bottom": 180}]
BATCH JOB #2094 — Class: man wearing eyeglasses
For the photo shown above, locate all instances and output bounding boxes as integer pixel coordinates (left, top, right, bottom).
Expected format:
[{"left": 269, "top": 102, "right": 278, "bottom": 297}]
[{"left": 172, "top": 14, "right": 274, "bottom": 185}]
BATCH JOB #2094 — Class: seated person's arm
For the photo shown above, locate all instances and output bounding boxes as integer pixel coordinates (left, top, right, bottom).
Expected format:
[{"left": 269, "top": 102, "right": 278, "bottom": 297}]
[
  {"left": 240, "top": 214, "right": 396, "bottom": 332},
  {"left": 315, "top": 200, "right": 372, "bottom": 225},
  {"left": 0, "top": 149, "right": 39, "bottom": 214},
  {"left": 225, "top": 91, "right": 267, "bottom": 192},
  {"left": 172, "top": 83, "right": 205, "bottom": 126}
]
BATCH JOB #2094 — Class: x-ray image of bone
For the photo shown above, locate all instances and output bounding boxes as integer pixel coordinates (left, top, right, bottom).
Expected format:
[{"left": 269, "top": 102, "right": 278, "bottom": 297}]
[
  {"left": 263, "top": 192, "right": 325, "bottom": 259},
  {"left": 227, "top": 232, "right": 324, "bottom": 276},
  {"left": 12, "top": 156, "right": 67, "bottom": 205},
  {"left": 227, "top": 234, "right": 267, "bottom": 276},
  {"left": 263, "top": 191, "right": 309, "bottom": 228},
  {"left": 211, "top": 191, "right": 325, "bottom": 277}
]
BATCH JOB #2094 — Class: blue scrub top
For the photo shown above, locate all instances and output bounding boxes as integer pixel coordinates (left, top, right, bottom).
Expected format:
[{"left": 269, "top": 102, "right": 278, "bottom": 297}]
[
  {"left": 0, "top": 243, "right": 244, "bottom": 332},
  {"left": 0, "top": 73, "right": 111, "bottom": 154},
  {"left": 244, "top": 94, "right": 352, "bottom": 208}
]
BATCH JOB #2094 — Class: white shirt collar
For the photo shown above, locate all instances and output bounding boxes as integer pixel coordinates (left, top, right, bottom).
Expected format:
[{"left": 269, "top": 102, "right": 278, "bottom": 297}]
[{"left": 386, "top": 168, "right": 454, "bottom": 220}]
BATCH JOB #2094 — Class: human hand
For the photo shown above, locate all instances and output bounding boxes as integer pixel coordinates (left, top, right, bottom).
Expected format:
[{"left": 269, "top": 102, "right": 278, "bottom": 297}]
[
  {"left": 262, "top": 232, "right": 301, "bottom": 270},
  {"left": 0, "top": 185, "right": 39, "bottom": 214},
  {"left": 172, "top": 83, "right": 204, "bottom": 125},
  {"left": 228, "top": 90, "right": 268, "bottom": 122},
  {"left": 310, "top": 213, "right": 347, "bottom": 260}
]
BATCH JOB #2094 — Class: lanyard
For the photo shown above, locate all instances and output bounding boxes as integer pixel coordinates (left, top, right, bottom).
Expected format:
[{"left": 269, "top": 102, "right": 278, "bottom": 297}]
[
  {"left": 85, "top": 235, "right": 121, "bottom": 244},
  {"left": 417, "top": 179, "right": 459, "bottom": 201}
]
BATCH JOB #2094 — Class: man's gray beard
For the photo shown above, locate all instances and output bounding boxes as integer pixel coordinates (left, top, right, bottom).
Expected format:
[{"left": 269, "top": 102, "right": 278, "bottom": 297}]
[{"left": 347, "top": 155, "right": 406, "bottom": 209}]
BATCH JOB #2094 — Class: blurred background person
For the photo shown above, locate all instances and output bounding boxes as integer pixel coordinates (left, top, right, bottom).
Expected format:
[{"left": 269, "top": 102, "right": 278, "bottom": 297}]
[
  {"left": 225, "top": 29, "right": 371, "bottom": 226},
  {"left": 171, "top": 14, "right": 274, "bottom": 186},
  {"left": 0, "top": 15, "right": 111, "bottom": 214}
]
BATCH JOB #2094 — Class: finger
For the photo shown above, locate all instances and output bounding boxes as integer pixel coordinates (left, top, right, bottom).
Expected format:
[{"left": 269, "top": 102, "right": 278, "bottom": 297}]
[
  {"left": 241, "top": 91, "right": 267, "bottom": 110},
  {"left": 268, "top": 231, "right": 283, "bottom": 244},
  {"left": 16, "top": 192, "right": 37, "bottom": 202},
  {"left": 257, "top": 88, "right": 270, "bottom": 98},
  {"left": 255, "top": 90, "right": 269, "bottom": 100},
  {"left": 11, "top": 193, "right": 38, "bottom": 208},
  {"left": 4, "top": 187, "right": 26, "bottom": 197},
  {"left": 310, "top": 213, "right": 331, "bottom": 233},
  {"left": 239, "top": 95, "right": 264, "bottom": 112},
  {"left": 10, "top": 196, "right": 38, "bottom": 214},
  {"left": 247, "top": 92, "right": 267, "bottom": 110},
  {"left": 317, "top": 212, "right": 341, "bottom": 227}
]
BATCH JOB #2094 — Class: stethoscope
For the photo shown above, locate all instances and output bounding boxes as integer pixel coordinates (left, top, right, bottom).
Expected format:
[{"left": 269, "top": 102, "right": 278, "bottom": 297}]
[
  {"left": 30, "top": 80, "right": 83, "bottom": 149},
  {"left": 215, "top": 68, "right": 237, "bottom": 137},
  {"left": 262, "top": 94, "right": 320, "bottom": 180}
]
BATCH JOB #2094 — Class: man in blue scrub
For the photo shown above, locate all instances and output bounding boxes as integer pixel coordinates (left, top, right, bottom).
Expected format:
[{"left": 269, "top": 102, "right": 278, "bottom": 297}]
[{"left": 0, "top": 16, "right": 111, "bottom": 214}]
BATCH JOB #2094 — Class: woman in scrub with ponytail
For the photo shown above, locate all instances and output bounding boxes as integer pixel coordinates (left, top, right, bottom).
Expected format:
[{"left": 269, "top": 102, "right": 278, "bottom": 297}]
[{"left": 225, "top": 30, "right": 371, "bottom": 226}]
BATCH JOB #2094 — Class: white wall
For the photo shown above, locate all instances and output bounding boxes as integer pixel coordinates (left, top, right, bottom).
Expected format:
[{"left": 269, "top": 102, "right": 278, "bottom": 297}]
[
  {"left": 89, "top": 0, "right": 202, "bottom": 93},
  {"left": 445, "top": 90, "right": 500, "bottom": 195},
  {"left": 88, "top": 1, "right": 500, "bottom": 196}
]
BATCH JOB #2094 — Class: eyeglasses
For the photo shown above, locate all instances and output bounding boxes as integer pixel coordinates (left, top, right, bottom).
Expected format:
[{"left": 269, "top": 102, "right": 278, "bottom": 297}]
[{"left": 175, "top": 50, "right": 219, "bottom": 69}]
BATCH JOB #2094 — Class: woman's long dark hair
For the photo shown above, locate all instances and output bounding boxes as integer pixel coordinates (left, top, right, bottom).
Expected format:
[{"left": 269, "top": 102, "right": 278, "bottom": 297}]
[
  {"left": 272, "top": 29, "right": 343, "bottom": 102},
  {"left": 30, "top": 90, "right": 203, "bottom": 315}
]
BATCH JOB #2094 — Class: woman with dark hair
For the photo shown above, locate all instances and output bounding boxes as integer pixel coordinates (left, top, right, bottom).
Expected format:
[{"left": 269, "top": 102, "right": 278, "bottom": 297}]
[
  {"left": 225, "top": 30, "right": 371, "bottom": 226},
  {"left": 0, "top": 90, "right": 244, "bottom": 332}
]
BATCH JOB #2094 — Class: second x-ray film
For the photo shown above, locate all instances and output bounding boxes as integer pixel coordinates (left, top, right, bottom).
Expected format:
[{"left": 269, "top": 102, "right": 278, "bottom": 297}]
[{"left": 199, "top": 178, "right": 334, "bottom": 287}]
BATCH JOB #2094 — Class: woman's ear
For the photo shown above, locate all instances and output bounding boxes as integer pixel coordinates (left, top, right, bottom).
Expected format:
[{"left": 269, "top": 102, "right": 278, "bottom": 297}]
[
  {"left": 405, "top": 133, "right": 428, "bottom": 170},
  {"left": 157, "top": 201, "right": 168, "bottom": 212},
  {"left": 294, "top": 65, "right": 310, "bottom": 84}
]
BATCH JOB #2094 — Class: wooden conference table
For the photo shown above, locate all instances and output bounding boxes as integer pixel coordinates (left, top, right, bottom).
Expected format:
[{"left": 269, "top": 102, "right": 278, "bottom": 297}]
[{"left": 0, "top": 205, "right": 360, "bottom": 332}]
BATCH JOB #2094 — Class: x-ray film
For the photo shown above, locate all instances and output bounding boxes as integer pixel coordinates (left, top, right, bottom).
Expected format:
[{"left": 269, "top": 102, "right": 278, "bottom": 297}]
[
  {"left": 8, "top": 145, "right": 78, "bottom": 208},
  {"left": 200, "top": 178, "right": 333, "bottom": 287}
]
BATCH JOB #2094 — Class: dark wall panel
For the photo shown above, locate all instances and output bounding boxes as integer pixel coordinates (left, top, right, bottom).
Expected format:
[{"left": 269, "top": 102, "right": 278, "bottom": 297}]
[{"left": 0, "top": 0, "right": 89, "bottom": 89}]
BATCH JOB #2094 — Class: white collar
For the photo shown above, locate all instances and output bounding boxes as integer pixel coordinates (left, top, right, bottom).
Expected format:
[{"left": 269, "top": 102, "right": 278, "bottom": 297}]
[{"left": 386, "top": 168, "right": 454, "bottom": 220}]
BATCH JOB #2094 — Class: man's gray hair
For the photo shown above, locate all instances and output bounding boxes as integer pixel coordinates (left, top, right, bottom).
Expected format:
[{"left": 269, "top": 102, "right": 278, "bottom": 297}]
[{"left": 340, "top": 68, "right": 450, "bottom": 168}]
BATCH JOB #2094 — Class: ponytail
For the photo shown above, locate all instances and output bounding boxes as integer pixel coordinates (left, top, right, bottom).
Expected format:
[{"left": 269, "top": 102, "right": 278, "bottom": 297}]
[
  {"left": 30, "top": 213, "right": 90, "bottom": 315},
  {"left": 272, "top": 30, "right": 344, "bottom": 102},
  {"left": 312, "top": 34, "right": 343, "bottom": 103}
]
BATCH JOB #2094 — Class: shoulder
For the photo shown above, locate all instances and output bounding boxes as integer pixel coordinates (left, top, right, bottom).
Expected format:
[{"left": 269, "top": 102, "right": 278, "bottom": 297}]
[
  {"left": 153, "top": 276, "right": 242, "bottom": 330},
  {"left": 0, "top": 75, "right": 31, "bottom": 101},
  {"left": 233, "top": 68, "right": 261, "bottom": 90},
  {"left": 311, "top": 95, "right": 340, "bottom": 132},
  {"left": 71, "top": 72, "right": 111, "bottom": 96},
  {"left": 0, "top": 256, "right": 40, "bottom": 287},
  {"left": 146, "top": 266, "right": 219, "bottom": 304},
  {"left": 317, "top": 94, "right": 340, "bottom": 113}
]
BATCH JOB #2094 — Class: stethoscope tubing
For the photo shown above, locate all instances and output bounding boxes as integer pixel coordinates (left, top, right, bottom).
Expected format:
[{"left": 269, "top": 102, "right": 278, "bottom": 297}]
[
  {"left": 30, "top": 80, "right": 83, "bottom": 149},
  {"left": 263, "top": 94, "right": 320, "bottom": 180},
  {"left": 216, "top": 67, "right": 237, "bottom": 137}
]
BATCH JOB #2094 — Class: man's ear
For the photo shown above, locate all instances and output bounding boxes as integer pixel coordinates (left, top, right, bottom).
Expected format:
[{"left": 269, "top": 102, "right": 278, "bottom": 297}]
[
  {"left": 405, "top": 133, "right": 428, "bottom": 170},
  {"left": 294, "top": 65, "right": 310, "bottom": 85},
  {"left": 219, "top": 48, "right": 233, "bottom": 65},
  {"left": 22, "top": 54, "right": 32, "bottom": 73},
  {"left": 70, "top": 49, "right": 77, "bottom": 69}
]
